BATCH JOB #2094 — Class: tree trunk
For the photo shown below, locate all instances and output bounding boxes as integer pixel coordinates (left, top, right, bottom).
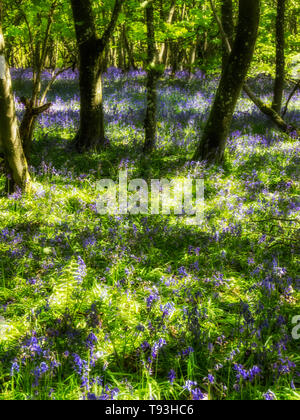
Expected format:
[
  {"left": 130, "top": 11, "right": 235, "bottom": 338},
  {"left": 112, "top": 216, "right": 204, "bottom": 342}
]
[
  {"left": 243, "top": 84, "right": 290, "bottom": 132},
  {"left": 77, "top": 45, "right": 104, "bottom": 151},
  {"left": 272, "top": 0, "right": 286, "bottom": 114},
  {"left": 19, "top": 97, "right": 52, "bottom": 160},
  {"left": 210, "top": 0, "right": 298, "bottom": 135},
  {"left": 122, "top": 24, "right": 136, "bottom": 70},
  {"left": 70, "top": 0, "right": 124, "bottom": 152},
  {"left": 221, "top": 0, "right": 234, "bottom": 75},
  {"left": 194, "top": 0, "right": 260, "bottom": 163},
  {"left": 70, "top": 0, "right": 105, "bottom": 151},
  {"left": 0, "top": 16, "right": 31, "bottom": 193},
  {"left": 15, "top": 1, "right": 56, "bottom": 159},
  {"left": 144, "top": 2, "right": 158, "bottom": 154}
]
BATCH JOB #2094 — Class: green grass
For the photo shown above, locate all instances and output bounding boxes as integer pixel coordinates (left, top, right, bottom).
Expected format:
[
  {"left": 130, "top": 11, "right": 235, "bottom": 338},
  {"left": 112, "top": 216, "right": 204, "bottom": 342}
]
[{"left": 0, "top": 73, "right": 299, "bottom": 400}]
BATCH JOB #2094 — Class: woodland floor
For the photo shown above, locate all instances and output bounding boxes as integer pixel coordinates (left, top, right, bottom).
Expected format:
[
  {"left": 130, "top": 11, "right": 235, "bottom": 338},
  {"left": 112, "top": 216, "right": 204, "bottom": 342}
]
[{"left": 0, "top": 68, "right": 299, "bottom": 400}]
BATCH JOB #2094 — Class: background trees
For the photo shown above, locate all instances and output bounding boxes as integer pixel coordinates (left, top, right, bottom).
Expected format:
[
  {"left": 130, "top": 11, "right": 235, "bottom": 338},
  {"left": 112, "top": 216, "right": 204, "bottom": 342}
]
[{"left": 272, "top": 0, "right": 286, "bottom": 114}]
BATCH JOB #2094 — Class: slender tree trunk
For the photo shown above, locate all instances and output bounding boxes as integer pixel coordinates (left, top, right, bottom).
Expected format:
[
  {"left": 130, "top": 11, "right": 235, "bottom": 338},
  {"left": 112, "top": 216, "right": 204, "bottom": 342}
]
[
  {"left": 158, "top": 0, "right": 176, "bottom": 64},
  {"left": 221, "top": 0, "right": 234, "bottom": 74},
  {"left": 144, "top": 2, "right": 158, "bottom": 154},
  {"left": 272, "top": 0, "right": 286, "bottom": 114},
  {"left": 70, "top": 0, "right": 124, "bottom": 152},
  {"left": 0, "top": 14, "right": 31, "bottom": 193},
  {"left": 194, "top": 0, "right": 260, "bottom": 163}
]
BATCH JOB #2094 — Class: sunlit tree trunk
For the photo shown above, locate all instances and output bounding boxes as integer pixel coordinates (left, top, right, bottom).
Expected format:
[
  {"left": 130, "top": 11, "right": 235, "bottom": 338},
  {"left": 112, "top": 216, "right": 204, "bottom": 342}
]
[
  {"left": 272, "top": 0, "right": 286, "bottom": 114},
  {"left": 0, "top": 11, "right": 31, "bottom": 193},
  {"left": 194, "top": 0, "right": 260, "bottom": 164},
  {"left": 221, "top": 0, "right": 234, "bottom": 75}
]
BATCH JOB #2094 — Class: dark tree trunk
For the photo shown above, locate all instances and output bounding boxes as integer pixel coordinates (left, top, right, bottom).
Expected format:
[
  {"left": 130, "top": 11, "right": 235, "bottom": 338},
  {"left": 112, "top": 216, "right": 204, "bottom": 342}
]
[
  {"left": 221, "top": 0, "right": 234, "bottom": 74},
  {"left": 210, "top": 0, "right": 298, "bottom": 135},
  {"left": 272, "top": 0, "right": 286, "bottom": 114},
  {"left": 0, "top": 11, "right": 31, "bottom": 193},
  {"left": 194, "top": 0, "right": 260, "bottom": 164},
  {"left": 143, "top": 1, "right": 176, "bottom": 153},
  {"left": 70, "top": 0, "right": 104, "bottom": 151},
  {"left": 144, "top": 3, "right": 158, "bottom": 154},
  {"left": 70, "top": 0, "right": 124, "bottom": 152}
]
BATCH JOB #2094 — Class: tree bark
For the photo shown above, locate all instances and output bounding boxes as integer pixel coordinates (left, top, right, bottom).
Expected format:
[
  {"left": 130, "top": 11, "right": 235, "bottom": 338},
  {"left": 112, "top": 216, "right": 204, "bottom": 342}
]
[
  {"left": 0, "top": 11, "right": 31, "bottom": 193},
  {"left": 194, "top": 0, "right": 260, "bottom": 163},
  {"left": 243, "top": 84, "right": 290, "bottom": 132},
  {"left": 19, "top": 97, "right": 52, "bottom": 160},
  {"left": 144, "top": 2, "right": 158, "bottom": 154},
  {"left": 122, "top": 24, "right": 136, "bottom": 70},
  {"left": 272, "top": 0, "right": 286, "bottom": 114},
  {"left": 221, "top": 0, "right": 234, "bottom": 75},
  {"left": 70, "top": 0, "right": 124, "bottom": 152}
]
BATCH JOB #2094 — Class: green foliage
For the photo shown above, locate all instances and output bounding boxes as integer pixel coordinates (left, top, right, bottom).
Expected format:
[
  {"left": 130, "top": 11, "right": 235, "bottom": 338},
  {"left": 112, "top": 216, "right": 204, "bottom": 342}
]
[{"left": 1, "top": 0, "right": 299, "bottom": 75}]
